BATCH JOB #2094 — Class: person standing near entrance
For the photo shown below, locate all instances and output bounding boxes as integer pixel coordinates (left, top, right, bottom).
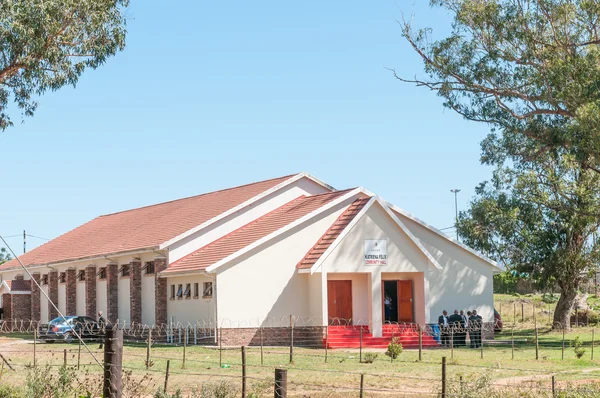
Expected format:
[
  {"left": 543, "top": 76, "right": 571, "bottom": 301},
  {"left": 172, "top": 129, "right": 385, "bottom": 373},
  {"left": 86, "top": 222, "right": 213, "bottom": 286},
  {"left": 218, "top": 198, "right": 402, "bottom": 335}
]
[
  {"left": 438, "top": 310, "right": 450, "bottom": 347},
  {"left": 459, "top": 310, "right": 468, "bottom": 347},
  {"left": 469, "top": 310, "right": 482, "bottom": 348},
  {"left": 98, "top": 311, "right": 105, "bottom": 349},
  {"left": 384, "top": 294, "right": 393, "bottom": 323},
  {"left": 448, "top": 310, "right": 462, "bottom": 347}
]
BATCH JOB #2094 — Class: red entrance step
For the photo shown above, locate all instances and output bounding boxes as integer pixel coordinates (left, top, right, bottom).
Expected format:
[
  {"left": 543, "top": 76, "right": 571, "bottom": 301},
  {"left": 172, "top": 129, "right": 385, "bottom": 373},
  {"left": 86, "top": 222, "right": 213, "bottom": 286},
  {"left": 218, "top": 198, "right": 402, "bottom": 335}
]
[{"left": 325, "top": 324, "right": 440, "bottom": 349}]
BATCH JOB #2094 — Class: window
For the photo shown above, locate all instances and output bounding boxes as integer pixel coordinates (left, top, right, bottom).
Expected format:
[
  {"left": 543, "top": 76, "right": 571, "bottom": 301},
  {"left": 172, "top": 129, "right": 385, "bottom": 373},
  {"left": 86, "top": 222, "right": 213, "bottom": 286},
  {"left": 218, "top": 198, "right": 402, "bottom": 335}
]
[
  {"left": 144, "top": 261, "right": 155, "bottom": 275},
  {"left": 98, "top": 268, "right": 107, "bottom": 280},
  {"left": 121, "top": 264, "right": 130, "bottom": 277},
  {"left": 42, "top": 275, "right": 48, "bottom": 285},
  {"left": 176, "top": 284, "right": 183, "bottom": 299},
  {"left": 184, "top": 283, "right": 191, "bottom": 298},
  {"left": 77, "top": 270, "right": 85, "bottom": 282},
  {"left": 59, "top": 272, "right": 66, "bottom": 283},
  {"left": 203, "top": 282, "right": 213, "bottom": 298},
  {"left": 170, "top": 285, "right": 175, "bottom": 299},
  {"left": 193, "top": 283, "right": 199, "bottom": 298}
]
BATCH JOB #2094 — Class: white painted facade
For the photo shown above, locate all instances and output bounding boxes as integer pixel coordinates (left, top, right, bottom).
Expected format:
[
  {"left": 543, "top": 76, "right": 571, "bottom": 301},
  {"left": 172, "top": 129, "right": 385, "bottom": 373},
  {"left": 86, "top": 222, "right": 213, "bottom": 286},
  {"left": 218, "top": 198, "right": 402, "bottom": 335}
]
[{"left": 0, "top": 173, "right": 499, "bottom": 337}]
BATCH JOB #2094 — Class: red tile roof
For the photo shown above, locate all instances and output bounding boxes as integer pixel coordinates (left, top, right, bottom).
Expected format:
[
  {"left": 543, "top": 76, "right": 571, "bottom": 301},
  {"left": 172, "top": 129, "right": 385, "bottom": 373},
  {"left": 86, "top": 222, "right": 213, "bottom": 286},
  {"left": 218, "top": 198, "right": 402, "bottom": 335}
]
[
  {"left": 0, "top": 174, "right": 299, "bottom": 270},
  {"left": 297, "top": 197, "right": 371, "bottom": 269},
  {"left": 4, "top": 279, "right": 31, "bottom": 292},
  {"left": 162, "top": 190, "right": 354, "bottom": 274}
]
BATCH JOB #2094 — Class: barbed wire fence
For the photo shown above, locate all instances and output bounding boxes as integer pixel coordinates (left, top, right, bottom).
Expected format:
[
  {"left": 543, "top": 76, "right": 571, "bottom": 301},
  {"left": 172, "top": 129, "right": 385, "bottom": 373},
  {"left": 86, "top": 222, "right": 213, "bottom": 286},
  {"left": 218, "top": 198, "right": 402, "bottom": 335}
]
[{"left": 1, "top": 315, "right": 600, "bottom": 397}]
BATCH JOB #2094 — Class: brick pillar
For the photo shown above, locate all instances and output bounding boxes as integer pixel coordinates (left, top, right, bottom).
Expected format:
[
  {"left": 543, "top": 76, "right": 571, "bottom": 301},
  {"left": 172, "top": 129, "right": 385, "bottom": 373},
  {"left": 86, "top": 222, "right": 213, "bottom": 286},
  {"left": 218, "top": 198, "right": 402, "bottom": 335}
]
[
  {"left": 31, "top": 273, "right": 41, "bottom": 322},
  {"left": 129, "top": 259, "right": 142, "bottom": 325},
  {"left": 154, "top": 257, "right": 167, "bottom": 327},
  {"left": 48, "top": 271, "right": 58, "bottom": 320},
  {"left": 85, "top": 266, "right": 97, "bottom": 318},
  {"left": 65, "top": 268, "right": 77, "bottom": 315},
  {"left": 12, "top": 294, "right": 31, "bottom": 321},
  {"left": 106, "top": 263, "right": 118, "bottom": 323},
  {"left": 2, "top": 293, "right": 11, "bottom": 321}
]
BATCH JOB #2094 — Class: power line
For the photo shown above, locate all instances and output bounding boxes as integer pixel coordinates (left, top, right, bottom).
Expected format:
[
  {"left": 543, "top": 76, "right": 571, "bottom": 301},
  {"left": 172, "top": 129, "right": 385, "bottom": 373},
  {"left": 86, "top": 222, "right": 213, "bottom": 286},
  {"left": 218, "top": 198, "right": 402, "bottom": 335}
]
[{"left": 26, "top": 234, "right": 50, "bottom": 241}]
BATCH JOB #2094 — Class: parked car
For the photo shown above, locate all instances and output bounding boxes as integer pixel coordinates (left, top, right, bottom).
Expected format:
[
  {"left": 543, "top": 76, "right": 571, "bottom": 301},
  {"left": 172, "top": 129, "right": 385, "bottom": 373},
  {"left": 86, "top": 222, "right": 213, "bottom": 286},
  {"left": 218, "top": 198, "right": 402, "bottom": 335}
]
[
  {"left": 38, "top": 316, "right": 103, "bottom": 343},
  {"left": 494, "top": 308, "right": 503, "bottom": 332}
]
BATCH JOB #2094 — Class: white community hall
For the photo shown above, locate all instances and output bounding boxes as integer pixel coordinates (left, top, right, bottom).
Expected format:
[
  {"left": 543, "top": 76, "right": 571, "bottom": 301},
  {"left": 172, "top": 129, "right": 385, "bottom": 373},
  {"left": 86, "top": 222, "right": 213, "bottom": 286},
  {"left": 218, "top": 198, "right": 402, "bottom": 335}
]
[{"left": 0, "top": 173, "right": 501, "bottom": 346}]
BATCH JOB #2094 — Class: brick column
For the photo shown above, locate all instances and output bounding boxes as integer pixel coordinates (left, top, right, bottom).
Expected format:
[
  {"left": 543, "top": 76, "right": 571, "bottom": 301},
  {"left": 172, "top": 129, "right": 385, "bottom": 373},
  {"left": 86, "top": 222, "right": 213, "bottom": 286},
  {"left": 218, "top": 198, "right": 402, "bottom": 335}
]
[
  {"left": 65, "top": 268, "right": 77, "bottom": 315},
  {"left": 2, "top": 293, "right": 11, "bottom": 321},
  {"left": 31, "top": 273, "right": 41, "bottom": 322},
  {"left": 106, "top": 263, "right": 118, "bottom": 323},
  {"left": 129, "top": 259, "right": 142, "bottom": 325},
  {"left": 85, "top": 266, "right": 96, "bottom": 318},
  {"left": 154, "top": 257, "right": 167, "bottom": 327},
  {"left": 12, "top": 294, "right": 31, "bottom": 321},
  {"left": 48, "top": 271, "right": 58, "bottom": 320}
]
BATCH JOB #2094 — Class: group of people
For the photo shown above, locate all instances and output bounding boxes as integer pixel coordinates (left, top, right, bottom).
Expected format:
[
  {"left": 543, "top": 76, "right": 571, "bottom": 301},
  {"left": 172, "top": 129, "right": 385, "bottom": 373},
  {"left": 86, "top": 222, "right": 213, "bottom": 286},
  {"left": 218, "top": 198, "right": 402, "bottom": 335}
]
[{"left": 437, "top": 309, "right": 483, "bottom": 348}]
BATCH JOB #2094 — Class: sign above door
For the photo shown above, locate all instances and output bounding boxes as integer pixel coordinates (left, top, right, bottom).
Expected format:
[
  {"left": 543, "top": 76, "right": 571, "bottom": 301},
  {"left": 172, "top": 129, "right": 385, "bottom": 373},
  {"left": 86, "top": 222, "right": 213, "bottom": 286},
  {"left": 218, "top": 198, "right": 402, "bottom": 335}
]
[{"left": 364, "top": 239, "right": 387, "bottom": 266}]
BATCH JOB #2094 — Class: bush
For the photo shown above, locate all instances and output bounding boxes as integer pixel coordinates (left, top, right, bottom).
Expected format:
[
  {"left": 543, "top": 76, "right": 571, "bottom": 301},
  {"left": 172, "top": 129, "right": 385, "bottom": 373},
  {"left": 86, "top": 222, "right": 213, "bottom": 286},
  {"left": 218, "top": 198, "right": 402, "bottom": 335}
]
[
  {"left": 200, "top": 380, "right": 237, "bottom": 398},
  {"left": 385, "top": 337, "right": 403, "bottom": 360},
  {"left": 362, "top": 353, "right": 378, "bottom": 363},
  {"left": 572, "top": 336, "right": 586, "bottom": 359},
  {"left": 542, "top": 292, "right": 559, "bottom": 303}
]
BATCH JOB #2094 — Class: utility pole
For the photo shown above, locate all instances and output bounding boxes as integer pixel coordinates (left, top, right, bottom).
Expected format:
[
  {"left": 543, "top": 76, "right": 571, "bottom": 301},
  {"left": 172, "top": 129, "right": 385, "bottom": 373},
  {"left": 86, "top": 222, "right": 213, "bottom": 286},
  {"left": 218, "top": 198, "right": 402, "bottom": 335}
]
[
  {"left": 23, "top": 230, "right": 26, "bottom": 254},
  {"left": 450, "top": 189, "right": 461, "bottom": 241}
]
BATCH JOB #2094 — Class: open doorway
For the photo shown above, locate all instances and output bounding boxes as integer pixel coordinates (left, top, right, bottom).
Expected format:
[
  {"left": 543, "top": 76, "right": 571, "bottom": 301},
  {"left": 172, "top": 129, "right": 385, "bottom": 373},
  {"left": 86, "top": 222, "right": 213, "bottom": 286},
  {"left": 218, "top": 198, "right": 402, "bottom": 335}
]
[{"left": 383, "top": 280, "right": 398, "bottom": 323}]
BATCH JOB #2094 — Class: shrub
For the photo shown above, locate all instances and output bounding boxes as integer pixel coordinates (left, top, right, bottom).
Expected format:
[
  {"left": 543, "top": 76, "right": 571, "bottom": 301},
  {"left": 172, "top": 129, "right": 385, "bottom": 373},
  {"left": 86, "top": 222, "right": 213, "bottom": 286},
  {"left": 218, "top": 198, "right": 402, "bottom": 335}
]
[
  {"left": 572, "top": 336, "right": 586, "bottom": 359},
  {"left": 200, "top": 380, "right": 237, "bottom": 398},
  {"left": 385, "top": 337, "right": 403, "bottom": 360},
  {"left": 362, "top": 353, "right": 378, "bottom": 363},
  {"left": 542, "top": 292, "right": 559, "bottom": 303}
]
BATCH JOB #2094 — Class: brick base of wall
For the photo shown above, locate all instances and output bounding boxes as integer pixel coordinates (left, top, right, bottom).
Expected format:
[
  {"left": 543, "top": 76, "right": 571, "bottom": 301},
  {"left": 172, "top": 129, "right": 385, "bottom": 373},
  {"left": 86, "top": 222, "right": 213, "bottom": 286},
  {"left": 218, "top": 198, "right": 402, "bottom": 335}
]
[
  {"left": 11, "top": 295, "right": 32, "bottom": 321},
  {"left": 219, "top": 326, "right": 326, "bottom": 347}
]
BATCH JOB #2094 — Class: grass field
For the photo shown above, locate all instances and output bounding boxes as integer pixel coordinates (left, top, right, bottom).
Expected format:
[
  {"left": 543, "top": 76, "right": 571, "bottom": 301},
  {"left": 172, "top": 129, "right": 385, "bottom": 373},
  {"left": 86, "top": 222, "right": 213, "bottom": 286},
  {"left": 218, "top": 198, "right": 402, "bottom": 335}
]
[{"left": 0, "top": 294, "right": 599, "bottom": 397}]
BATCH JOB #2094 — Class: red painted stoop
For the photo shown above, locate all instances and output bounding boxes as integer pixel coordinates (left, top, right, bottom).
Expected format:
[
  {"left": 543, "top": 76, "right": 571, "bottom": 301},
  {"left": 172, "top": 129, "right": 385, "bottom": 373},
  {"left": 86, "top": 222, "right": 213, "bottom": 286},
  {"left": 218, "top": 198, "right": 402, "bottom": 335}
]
[{"left": 325, "top": 324, "right": 440, "bottom": 349}]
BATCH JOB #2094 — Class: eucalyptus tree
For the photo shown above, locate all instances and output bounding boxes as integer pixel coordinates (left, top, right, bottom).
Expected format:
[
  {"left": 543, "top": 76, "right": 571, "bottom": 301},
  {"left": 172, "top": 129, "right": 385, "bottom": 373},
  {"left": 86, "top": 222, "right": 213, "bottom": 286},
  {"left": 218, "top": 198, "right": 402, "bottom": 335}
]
[
  {"left": 398, "top": 0, "right": 600, "bottom": 328},
  {"left": 0, "top": 0, "right": 128, "bottom": 130}
]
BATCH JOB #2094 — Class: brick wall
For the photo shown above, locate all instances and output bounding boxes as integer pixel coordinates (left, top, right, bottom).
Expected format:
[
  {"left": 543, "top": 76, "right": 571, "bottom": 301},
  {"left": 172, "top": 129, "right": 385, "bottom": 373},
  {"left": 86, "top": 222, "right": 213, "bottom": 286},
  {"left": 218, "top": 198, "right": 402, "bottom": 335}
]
[
  {"left": 2, "top": 293, "right": 11, "bottom": 324},
  {"left": 129, "top": 259, "right": 142, "bottom": 325},
  {"left": 48, "top": 271, "right": 58, "bottom": 320},
  {"left": 219, "top": 326, "right": 326, "bottom": 347},
  {"left": 30, "top": 273, "right": 41, "bottom": 322},
  {"left": 154, "top": 257, "right": 167, "bottom": 327},
  {"left": 106, "top": 263, "right": 118, "bottom": 322},
  {"left": 11, "top": 294, "right": 31, "bottom": 321},
  {"left": 65, "top": 268, "right": 77, "bottom": 315},
  {"left": 85, "top": 266, "right": 96, "bottom": 318}
]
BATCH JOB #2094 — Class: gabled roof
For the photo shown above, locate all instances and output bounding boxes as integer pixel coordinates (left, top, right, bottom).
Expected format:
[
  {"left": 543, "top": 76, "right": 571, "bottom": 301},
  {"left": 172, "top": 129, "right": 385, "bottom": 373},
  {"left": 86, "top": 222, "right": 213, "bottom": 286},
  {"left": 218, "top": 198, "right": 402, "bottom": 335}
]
[
  {"left": 297, "top": 197, "right": 371, "bottom": 269},
  {"left": 162, "top": 189, "right": 356, "bottom": 275},
  {"left": 1, "top": 279, "right": 31, "bottom": 293},
  {"left": 0, "top": 174, "right": 309, "bottom": 271}
]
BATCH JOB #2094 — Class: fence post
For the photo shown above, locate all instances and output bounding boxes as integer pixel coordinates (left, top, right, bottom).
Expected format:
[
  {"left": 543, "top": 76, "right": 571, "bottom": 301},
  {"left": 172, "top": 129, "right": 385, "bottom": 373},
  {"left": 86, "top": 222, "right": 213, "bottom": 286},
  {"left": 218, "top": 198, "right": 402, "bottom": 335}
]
[
  {"left": 359, "top": 327, "right": 363, "bottom": 363},
  {"left": 561, "top": 328, "right": 565, "bottom": 360},
  {"left": 103, "top": 328, "right": 123, "bottom": 398},
  {"left": 592, "top": 329, "right": 595, "bottom": 361},
  {"left": 275, "top": 368, "right": 288, "bottom": 398},
  {"left": 535, "top": 327, "right": 539, "bottom": 360},
  {"left": 78, "top": 338, "right": 82, "bottom": 370},
  {"left": 63, "top": 349, "right": 67, "bottom": 368},
  {"left": 511, "top": 326, "right": 515, "bottom": 360},
  {"left": 521, "top": 303, "right": 524, "bottom": 323},
  {"left": 219, "top": 327, "right": 223, "bottom": 367},
  {"left": 360, "top": 373, "right": 364, "bottom": 398},
  {"left": 182, "top": 328, "right": 187, "bottom": 369},
  {"left": 552, "top": 375, "right": 556, "bottom": 397},
  {"left": 33, "top": 328, "right": 37, "bottom": 368},
  {"left": 418, "top": 325, "right": 423, "bottom": 362},
  {"left": 459, "top": 375, "right": 463, "bottom": 396},
  {"left": 241, "top": 346, "right": 247, "bottom": 398},
  {"left": 146, "top": 329, "right": 152, "bottom": 370},
  {"left": 260, "top": 326, "right": 264, "bottom": 366},
  {"left": 480, "top": 334, "right": 483, "bottom": 359},
  {"left": 289, "top": 315, "right": 294, "bottom": 364},
  {"left": 450, "top": 329, "right": 454, "bottom": 359},
  {"left": 441, "top": 356, "right": 447, "bottom": 398},
  {"left": 163, "top": 359, "right": 170, "bottom": 394}
]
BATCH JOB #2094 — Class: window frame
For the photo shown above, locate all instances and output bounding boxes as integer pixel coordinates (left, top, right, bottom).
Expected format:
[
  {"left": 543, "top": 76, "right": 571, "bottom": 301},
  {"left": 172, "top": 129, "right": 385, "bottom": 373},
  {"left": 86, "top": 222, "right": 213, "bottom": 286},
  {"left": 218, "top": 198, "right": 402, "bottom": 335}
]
[
  {"left": 77, "top": 270, "right": 86, "bottom": 282},
  {"left": 59, "top": 272, "right": 66, "bottom": 284},
  {"left": 143, "top": 261, "right": 155, "bottom": 275},
  {"left": 120, "top": 264, "right": 130, "bottom": 278},
  {"left": 176, "top": 284, "right": 183, "bottom": 299},
  {"left": 202, "top": 282, "right": 213, "bottom": 299},
  {"left": 193, "top": 283, "right": 199, "bottom": 299},
  {"left": 184, "top": 283, "right": 191, "bottom": 299},
  {"left": 41, "top": 274, "right": 48, "bottom": 285},
  {"left": 170, "top": 284, "right": 176, "bottom": 300},
  {"left": 98, "top": 268, "right": 107, "bottom": 280}
]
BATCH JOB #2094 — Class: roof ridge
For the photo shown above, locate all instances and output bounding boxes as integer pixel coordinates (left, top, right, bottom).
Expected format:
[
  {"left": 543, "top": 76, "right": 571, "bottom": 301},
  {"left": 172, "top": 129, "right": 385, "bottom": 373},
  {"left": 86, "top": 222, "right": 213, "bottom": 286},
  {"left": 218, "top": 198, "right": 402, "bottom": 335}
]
[{"left": 99, "top": 173, "right": 300, "bottom": 218}]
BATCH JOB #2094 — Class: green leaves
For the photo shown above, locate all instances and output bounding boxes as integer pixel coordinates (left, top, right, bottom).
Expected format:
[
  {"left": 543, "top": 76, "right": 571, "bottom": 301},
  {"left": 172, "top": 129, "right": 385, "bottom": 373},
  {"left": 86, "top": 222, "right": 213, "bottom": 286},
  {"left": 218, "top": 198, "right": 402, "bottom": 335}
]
[{"left": 0, "top": 0, "right": 128, "bottom": 130}]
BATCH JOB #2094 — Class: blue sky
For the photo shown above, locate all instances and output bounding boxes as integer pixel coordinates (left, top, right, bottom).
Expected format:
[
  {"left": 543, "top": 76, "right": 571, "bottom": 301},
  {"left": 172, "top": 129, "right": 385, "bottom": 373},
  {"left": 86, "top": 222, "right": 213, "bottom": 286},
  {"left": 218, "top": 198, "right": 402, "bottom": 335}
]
[{"left": 0, "top": 1, "right": 493, "bottom": 254}]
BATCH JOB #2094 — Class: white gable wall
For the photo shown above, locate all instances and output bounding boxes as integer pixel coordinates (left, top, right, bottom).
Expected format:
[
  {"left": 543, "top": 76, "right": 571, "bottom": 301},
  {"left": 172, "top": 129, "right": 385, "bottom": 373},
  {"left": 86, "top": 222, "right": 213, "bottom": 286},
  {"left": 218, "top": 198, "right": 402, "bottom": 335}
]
[
  {"left": 216, "top": 199, "right": 353, "bottom": 327},
  {"left": 399, "top": 215, "right": 495, "bottom": 322},
  {"left": 168, "top": 177, "right": 330, "bottom": 263}
]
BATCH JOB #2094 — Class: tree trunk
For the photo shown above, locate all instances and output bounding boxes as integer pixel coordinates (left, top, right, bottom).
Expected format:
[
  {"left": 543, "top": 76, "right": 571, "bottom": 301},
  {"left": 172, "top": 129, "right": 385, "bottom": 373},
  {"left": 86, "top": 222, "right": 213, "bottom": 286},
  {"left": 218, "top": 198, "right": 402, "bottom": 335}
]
[{"left": 553, "top": 287, "right": 577, "bottom": 330}]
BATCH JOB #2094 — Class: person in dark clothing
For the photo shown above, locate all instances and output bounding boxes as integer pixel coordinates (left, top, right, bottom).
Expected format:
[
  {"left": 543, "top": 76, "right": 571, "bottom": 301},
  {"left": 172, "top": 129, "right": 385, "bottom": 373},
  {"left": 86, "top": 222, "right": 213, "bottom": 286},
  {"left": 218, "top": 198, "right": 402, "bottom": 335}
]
[
  {"left": 98, "top": 311, "right": 105, "bottom": 349},
  {"left": 459, "top": 310, "right": 468, "bottom": 347},
  {"left": 448, "top": 309, "right": 463, "bottom": 347},
  {"left": 469, "top": 310, "right": 482, "bottom": 348},
  {"left": 438, "top": 310, "right": 450, "bottom": 347}
]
